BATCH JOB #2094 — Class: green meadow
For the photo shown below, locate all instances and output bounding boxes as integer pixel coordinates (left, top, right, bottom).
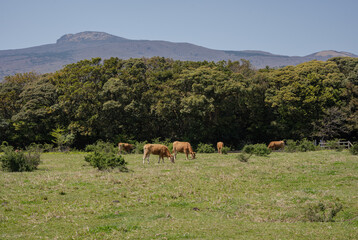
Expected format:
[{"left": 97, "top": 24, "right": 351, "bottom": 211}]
[{"left": 1, "top": 151, "right": 357, "bottom": 239}]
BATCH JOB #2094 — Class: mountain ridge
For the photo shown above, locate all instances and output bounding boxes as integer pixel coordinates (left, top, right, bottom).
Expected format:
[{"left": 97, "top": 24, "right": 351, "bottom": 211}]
[{"left": 1, "top": 31, "right": 357, "bottom": 80}]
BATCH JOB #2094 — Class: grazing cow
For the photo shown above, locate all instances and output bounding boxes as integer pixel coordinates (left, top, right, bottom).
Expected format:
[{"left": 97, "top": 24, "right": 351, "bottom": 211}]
[
  {"left": 172, "top": 141, "right": 196, "bottom": 160},
  {"left": 268, "top": 141, "right": 285, "bottom": 151},
  {"left": 143, "top": 144, "right": 174, "bottom": 164},
  {"left": 217, "top": 142, "right": 224, "bottom": 154},
  {"left": 118, "top": 142, "right": 134, "bottom": 154}
]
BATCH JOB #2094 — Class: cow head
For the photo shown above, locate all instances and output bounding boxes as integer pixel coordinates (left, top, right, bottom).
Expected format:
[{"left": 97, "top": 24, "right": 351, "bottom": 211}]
[
  {"left": 169, "top": 155, "right": 175, "bottom": 163},
  {"left": 191, "top": 152, "right": 196, "bottom": 159}
]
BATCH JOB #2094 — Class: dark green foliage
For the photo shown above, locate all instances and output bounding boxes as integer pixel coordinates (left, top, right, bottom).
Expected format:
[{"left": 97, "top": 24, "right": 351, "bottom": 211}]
[
  {"left": 196, "top": 143, "right": 215, "bottom": 153},
  {"left": 349, "top": 143, "right": 358, "bottom": 155},
  {"left": 304, "top": 201, "right": 343, "bottom": 222},
  {"left": 1, "top": 57, "right": 357, "bottom": 148},
  {"left": 242, "top": 144, "right": 271, "bottom": 156},
  {"left": 84, "top": 152, "right": 127, "bottom": 171},
  {"left": 0, "top": 145, "right": 41, "bottom": 172}
]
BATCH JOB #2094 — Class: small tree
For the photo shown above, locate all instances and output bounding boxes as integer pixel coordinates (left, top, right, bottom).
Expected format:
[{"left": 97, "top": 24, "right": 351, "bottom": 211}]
[{"left": 50, "top": 127, "right": 75, "bottom": 151}]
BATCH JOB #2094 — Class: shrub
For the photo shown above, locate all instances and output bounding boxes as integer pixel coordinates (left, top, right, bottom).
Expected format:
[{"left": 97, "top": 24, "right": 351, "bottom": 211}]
[
  {"left": 85, "top": 152, "right": 127, "bottom": 171},
  {"left": 85, "top": 140, "right": 117, "bottom": 154},
  {"left": 196, "top": 143, "right": 215, "bottom": 153},
  {"left": 349, "top": 143, "right": 358, "bottom": 155},
  {"left": 221, "top": 146, "right": 230, "bottom": 154},
  {"left": 304, "top": 201, "right": 343, "bottom": 222},
  {"left": 242, "top": 144, "right": 255, "bottom": 154},
  {"left": 242, "top": 144, "right": 271, "bottom": 156},
  {"left": 297, "top": 139, "right": 316, "bottom": 152},
  {"left": 285, "top": 139, "right": 316, "bottom": 152},
  {"left": 1, "top": 146, "right": 41, "bottom": 172},
  {"left": 284, "top": 139, "right": 298, "bottom": 152},
  {"left": 134, "top": 141, "right": 148, "bottom": 154}
]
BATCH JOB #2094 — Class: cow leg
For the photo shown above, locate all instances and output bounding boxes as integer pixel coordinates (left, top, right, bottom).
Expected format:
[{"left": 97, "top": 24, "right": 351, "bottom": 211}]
[
  {"left": 142, "top": 153, "right": 146, "bottom": 164},
  {"left": 185, "top": 151, "right": 189, "bottom": 160},
  {"left": 143, "top": 153, "right": 150, "bottom": 164}
]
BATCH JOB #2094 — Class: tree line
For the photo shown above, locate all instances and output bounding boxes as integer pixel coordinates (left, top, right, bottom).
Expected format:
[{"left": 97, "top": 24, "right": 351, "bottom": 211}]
[{"left": 0, "top": 56, "right": 357, "bottom": 149}]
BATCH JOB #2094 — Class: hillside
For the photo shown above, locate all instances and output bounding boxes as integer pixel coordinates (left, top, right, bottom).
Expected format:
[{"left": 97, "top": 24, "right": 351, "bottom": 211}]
[{"left": 0, "top": 31, "right": 357, "bottom": 79}]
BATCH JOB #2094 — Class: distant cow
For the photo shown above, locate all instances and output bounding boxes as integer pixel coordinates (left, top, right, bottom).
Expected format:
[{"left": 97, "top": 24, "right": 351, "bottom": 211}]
[
  {"left": 143, "top": 144, "right": 174, "bottom": 164},
  {"left": 268, "top": 141, "right": 285, "bottom": 151},
  {"left": 173, "top": 141, "right": 196, "bottom": 160},
  {"left": 118, "top": 142, "right": 134, "bottom": 154},
  {"left": 217, "top": 142, "right": 224, "bottom": 154}
]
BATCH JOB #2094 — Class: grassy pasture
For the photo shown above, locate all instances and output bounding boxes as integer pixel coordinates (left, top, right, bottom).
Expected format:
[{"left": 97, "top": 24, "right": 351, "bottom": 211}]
[{"left": 1, "top": 151, "right": 358, "bottom": 239}]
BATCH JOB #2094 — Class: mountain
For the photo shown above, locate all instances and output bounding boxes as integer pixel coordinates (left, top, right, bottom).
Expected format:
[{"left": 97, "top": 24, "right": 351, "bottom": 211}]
[{"left": 1, "top": 31, "right": 357, "bottom": 80}]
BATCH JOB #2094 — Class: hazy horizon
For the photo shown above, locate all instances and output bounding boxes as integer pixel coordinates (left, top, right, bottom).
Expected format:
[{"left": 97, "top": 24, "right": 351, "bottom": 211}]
[{"left": 1, "top": 0, "right": 357, "bottom": 56}]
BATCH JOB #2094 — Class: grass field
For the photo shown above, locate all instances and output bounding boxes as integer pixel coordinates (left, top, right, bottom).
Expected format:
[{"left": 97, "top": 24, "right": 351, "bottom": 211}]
[{"left": 1, "top": 150, "right": 358, "bottom": 239}]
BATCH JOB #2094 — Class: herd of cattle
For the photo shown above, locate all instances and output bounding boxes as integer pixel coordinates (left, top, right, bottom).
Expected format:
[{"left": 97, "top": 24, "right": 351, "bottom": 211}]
[{"left": 118, "top": 140, "right": 285, "bottom": 164}]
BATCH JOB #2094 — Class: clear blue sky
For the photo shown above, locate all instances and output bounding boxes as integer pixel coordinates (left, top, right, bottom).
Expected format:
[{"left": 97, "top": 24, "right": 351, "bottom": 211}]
[{"left": 1, "top": 0, "right": 357, "bottom": 56}]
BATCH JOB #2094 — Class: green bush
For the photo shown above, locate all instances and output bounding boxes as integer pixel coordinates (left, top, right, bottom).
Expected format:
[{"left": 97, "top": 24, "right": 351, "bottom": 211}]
[
  {"left": 134, "top": 141, "right": 148, "bottom": 154},
  {"left": 284, "top": 139, "right": 316, "bottom": 152},
  {"left": 242, "top": 144, "right": 271, "bottom": 156},
  {"left": 349, "top": 143, "right": 358, "bottom": 155},
  {"left": 221, "top": 146, "right": 230, "bottom": 154},
  {"left": 284, "top": 139, "right": 298, "bottom": 152},
  {"left": 242, "top": 144, "right": 255, "bottom": 154},
  {"left": 85, "top": 140, "right": 117, "bottom": 154},
  {"left": 85, "top": 152, "right": 127, "bottom": 171},
  {"left": 297, "top": 139, "right": 316, "bottom": 152},
  {"left": 196, "top": 143, "right": 215, "bottom": 153},
  {"left": 1, "top": 146, "right": 41, "bottom": 172}
]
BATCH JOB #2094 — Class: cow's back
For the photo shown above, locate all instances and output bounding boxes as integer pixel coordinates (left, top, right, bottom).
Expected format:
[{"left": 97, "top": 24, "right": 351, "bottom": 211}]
[
  {"left": 268, "top": 141, "right": 284, "bottom": 150},
  {"left": 173, "top": 141, "right": 189, "bottom": 152},
  {"left": 144, "top": 144, "right": 167, "bottom": 155}
]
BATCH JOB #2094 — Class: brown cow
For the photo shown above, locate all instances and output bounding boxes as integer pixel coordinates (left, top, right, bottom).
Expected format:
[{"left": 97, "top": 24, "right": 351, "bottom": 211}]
[
  {"left": 217, "top": 142, "right": 224, "bottom": 154},
  {"left": 143, "top": 144, "right": 174, "bottom": 164},
  {"left": 118, "top": 142, "right": 134, "bottom": 154},
  {"left": 267, "top": 141, "right": 285, "bottom": 151},
  {"left": 172, "top": 141, "right": 196, "bottom": 160}
]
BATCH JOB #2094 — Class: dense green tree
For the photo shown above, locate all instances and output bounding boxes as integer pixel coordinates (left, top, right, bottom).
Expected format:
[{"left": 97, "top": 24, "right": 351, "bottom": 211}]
[
  {"left": 1, "top": 57, "right": 357, "bottom": 148},
  {"left": 265, "top": 60, "right": 345, "bottom": 139}
]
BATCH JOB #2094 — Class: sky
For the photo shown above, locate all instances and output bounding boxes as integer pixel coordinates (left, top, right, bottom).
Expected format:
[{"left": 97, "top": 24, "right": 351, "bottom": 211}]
[{"left": 1, "top": 0, "right": 357, "bottom": 56}]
